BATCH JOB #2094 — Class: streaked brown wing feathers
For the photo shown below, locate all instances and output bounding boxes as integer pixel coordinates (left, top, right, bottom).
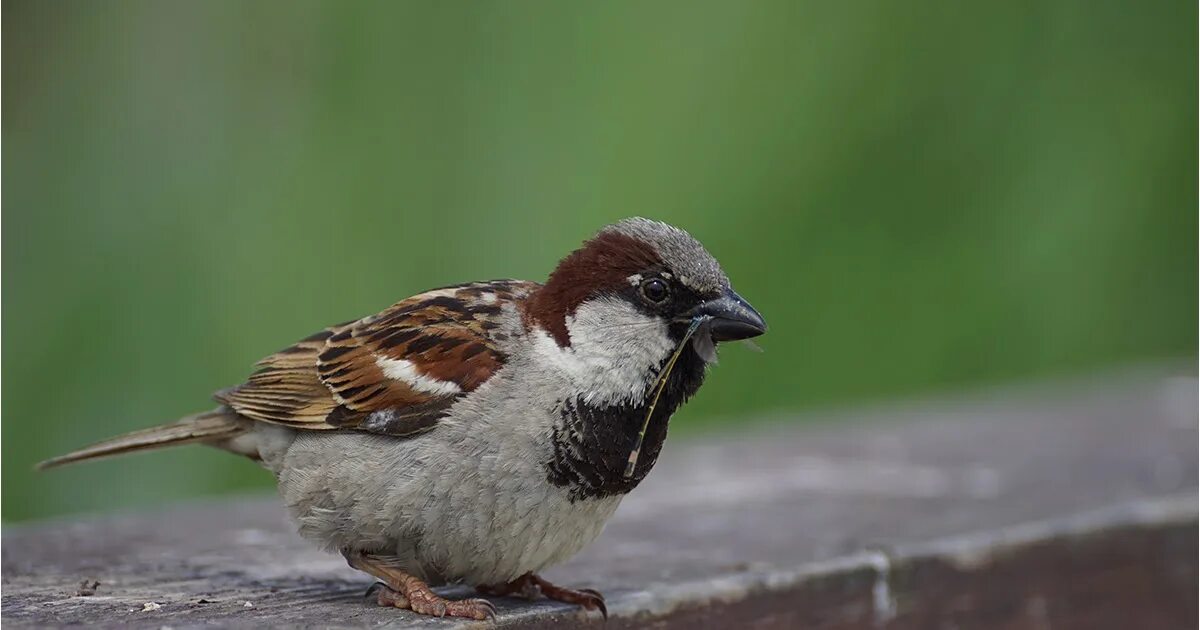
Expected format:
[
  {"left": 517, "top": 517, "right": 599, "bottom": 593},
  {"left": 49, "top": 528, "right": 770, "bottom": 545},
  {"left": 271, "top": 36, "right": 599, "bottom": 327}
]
[{"left": 214, "top": 280, "right": 537, "bottom": 435}]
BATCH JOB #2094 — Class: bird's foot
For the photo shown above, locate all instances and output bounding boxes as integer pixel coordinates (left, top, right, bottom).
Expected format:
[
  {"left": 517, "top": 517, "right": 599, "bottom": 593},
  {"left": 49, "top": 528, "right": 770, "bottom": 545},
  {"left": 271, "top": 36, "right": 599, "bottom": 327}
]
[
  {"left": 479, "top": 573, "right": 606, "bottom": 619},
  {"left": 366, "top": 582, "right": 410, "bottom": 608},
  {"left": 348, "top": 551, "right": 496, "bottom": 620},
  {"left": 367, "top": 581, "right": 496, "bottom": 619}
]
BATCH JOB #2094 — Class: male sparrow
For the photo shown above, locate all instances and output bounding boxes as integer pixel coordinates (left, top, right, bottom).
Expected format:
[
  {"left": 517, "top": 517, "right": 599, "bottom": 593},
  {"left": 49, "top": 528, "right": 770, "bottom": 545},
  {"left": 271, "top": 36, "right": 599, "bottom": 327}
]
[{"left": 40, "top": 218, "right": 767, "bottom": 620}]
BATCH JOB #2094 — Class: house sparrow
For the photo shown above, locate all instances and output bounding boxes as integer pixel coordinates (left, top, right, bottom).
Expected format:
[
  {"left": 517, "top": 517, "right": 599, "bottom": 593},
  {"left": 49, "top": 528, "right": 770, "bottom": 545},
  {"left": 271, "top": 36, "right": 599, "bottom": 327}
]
[{"left": 39, "top": 218, "right": 766, "bottom": 620}]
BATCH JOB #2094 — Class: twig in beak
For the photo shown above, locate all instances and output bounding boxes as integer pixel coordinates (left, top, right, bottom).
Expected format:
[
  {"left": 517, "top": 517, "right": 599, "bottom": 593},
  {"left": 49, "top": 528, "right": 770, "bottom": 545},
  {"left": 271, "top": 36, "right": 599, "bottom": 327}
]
[{"left": 623, "top": 316, "right": 709, "bottom": 479}]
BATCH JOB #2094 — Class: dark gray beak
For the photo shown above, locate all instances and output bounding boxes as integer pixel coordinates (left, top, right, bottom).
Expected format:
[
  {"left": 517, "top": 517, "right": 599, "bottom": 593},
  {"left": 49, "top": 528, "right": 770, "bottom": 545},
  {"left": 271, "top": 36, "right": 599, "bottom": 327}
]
[{"left": 691, "top": 290, "right": 767, "bottom": 341}]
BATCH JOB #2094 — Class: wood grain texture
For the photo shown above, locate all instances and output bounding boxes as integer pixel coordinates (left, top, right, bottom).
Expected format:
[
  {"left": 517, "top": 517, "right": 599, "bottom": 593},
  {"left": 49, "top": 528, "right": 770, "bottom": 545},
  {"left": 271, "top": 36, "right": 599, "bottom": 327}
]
[{"left": 4, "top": 366, "right": 1196, "bottom": 628}]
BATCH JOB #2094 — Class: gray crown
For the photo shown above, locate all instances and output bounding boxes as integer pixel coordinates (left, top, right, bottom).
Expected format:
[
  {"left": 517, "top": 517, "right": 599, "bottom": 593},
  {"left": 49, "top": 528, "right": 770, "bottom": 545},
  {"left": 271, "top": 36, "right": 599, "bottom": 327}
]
[{"left": 605, "top": 218, "right": 729, "bottom": 295}]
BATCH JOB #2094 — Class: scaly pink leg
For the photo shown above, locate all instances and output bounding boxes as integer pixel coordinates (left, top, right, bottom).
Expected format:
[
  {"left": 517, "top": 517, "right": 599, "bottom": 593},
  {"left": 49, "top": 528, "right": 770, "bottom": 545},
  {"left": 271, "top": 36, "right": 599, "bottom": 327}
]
[
  {"left": 346, "top": 551, "right": 496, "bottom": 620},
  {"left": 478, "top": 572, "right": 607, "bottom": 619}
]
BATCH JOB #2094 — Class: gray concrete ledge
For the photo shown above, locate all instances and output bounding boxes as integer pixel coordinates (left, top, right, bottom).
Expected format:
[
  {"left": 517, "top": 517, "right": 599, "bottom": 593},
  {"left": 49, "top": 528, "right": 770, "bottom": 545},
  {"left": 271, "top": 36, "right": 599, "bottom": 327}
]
[{"left": 3, "top": 366, "right": 1197, "bottom": 628}]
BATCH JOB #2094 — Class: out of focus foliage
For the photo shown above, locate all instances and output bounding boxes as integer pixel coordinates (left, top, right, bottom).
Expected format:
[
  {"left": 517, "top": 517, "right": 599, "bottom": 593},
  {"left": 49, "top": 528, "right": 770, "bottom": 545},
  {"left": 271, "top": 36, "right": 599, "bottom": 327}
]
[{"left": 4, "top": 1, "right": 1195, "bottom": 521}]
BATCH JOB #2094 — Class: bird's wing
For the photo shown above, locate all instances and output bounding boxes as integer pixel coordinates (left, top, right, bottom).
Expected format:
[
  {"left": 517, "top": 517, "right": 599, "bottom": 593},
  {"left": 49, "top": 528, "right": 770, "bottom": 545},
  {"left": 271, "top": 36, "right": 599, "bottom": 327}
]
[{"left": 214, "top": 280, "right": 539, "bottom": 436}]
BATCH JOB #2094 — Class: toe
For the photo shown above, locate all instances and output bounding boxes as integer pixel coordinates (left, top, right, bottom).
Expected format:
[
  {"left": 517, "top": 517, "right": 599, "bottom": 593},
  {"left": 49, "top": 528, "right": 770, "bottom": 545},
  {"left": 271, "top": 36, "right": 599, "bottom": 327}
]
[
  {"left": 472, "top": 598, "right": 498, "bottom": 620},
  {"left": 579, "top": 591, "right": 607, "bottom": 619},
  {"left": 409, "top": 595, "right": 447, "bottom": 617},
  {"left": 366, "top": 583, "right": 411, "bottom": 609},
  {"left": 447, "top": 598, "right": 496, "bottom": 621},
  {"left": 578, "top": 588, "right": 604, "bottom": 600},
  {"left": 592, "top": 597, "right": 608, "bottom": 620}
]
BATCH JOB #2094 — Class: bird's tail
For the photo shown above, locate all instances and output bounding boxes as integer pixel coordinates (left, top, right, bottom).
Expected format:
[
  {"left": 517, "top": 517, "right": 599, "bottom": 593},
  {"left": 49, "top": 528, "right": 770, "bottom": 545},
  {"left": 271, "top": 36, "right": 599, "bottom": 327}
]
[{"left": 36, "top": 409, "right": 247, "bottom": 470}]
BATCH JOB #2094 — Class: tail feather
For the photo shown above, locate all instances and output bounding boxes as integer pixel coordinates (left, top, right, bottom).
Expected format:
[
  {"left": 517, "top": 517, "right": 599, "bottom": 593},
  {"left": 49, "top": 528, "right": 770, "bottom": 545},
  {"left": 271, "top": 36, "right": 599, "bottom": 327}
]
[{"left": 36, "top": 410, "right": 246, "bottom": 470}]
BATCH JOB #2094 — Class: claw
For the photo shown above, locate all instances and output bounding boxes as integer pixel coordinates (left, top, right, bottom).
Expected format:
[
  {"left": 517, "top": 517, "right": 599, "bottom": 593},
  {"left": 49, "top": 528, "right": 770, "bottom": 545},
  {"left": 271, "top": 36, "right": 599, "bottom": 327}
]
[
  {"left": 574, "top": 589, "right": 607, "bottom": 619},
  {"left": 476, "top": 598, "right": 498, "bottom": 619},
  {"left": 585, "top": 593, "right": 608, "bottom": 620}
]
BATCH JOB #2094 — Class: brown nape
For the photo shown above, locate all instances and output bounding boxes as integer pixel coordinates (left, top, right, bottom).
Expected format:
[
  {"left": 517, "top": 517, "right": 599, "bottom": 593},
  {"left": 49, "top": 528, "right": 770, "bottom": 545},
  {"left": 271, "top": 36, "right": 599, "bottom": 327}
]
[{"left": 524, "top": 231, "right": 662, "bottom": 346}]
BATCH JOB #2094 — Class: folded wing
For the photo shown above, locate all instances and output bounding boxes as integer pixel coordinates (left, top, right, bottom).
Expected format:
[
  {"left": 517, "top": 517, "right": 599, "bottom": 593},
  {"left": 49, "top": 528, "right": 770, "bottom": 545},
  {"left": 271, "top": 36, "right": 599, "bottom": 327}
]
[{"left": 215, "top": 280, "right": 538, "bottom": 437}]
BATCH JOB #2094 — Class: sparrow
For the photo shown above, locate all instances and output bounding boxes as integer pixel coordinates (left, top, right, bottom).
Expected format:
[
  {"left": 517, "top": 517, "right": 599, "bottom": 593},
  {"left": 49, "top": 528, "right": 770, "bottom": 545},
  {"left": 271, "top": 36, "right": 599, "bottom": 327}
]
[{"left": 39, "top": 218, "right": 767, "bottom": 620}]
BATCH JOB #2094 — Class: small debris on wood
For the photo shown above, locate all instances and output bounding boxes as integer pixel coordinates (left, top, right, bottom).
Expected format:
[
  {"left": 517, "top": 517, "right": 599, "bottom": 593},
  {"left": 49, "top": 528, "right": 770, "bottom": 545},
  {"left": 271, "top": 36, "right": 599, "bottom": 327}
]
[
  {"left": 141, "top": 602, "right": 162, "bottom": 612},
  {"left": 242, "top": 601, "right": 254, "bottom": 608},
  {"left": 75, "top": 580, "right": 100, "bottom": 596}
]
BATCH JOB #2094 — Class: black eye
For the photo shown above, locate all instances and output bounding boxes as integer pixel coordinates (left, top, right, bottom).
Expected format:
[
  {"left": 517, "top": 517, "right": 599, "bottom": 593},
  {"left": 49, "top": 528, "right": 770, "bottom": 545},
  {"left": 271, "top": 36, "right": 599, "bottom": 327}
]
[{"left": 641, "top": 278, "right": 669, "bottom": 303}]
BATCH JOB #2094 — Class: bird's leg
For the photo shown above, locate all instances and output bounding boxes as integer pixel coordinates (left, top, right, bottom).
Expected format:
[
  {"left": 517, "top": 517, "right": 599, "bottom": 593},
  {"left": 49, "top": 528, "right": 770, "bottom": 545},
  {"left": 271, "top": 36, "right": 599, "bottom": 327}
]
[
  {"left": 478, "top": 573, "right": 607, "bottom": 618},
  {"left": 528, "top": 574, "right": 607, "bottom": 618},
  {"left": 476, "top": 573, "right": 541, "bottom": 599},
  {"left": 345, "top": 550, "right": 496, "bottom": 620}
]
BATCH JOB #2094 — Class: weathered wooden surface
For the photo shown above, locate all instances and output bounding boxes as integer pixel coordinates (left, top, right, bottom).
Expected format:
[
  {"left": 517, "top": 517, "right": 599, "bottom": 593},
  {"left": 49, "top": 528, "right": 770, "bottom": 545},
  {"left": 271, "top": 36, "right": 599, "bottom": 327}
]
[{"left": 3, "top": 366, "right": 1197, "bottom": 628}]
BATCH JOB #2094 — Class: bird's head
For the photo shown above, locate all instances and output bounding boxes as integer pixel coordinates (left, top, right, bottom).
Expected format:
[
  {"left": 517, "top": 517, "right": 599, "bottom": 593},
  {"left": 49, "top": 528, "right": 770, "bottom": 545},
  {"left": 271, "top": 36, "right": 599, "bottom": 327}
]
[{"left": 527, "top": 217, "right": 766, "bottom": 373}]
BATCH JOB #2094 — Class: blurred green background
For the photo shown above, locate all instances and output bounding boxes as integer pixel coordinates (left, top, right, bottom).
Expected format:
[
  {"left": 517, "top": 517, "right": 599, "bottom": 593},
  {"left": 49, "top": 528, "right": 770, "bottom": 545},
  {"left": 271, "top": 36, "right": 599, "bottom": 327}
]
[{"left": 3, "top": 1, "right": 1195, "bottom": 522}]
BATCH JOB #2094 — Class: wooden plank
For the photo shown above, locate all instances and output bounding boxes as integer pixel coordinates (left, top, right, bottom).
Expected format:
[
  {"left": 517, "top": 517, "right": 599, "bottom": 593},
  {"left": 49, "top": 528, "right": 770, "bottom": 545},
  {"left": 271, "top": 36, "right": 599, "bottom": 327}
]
[{"left": 3, "top": 366, "right": 1196, "bottom": 628}]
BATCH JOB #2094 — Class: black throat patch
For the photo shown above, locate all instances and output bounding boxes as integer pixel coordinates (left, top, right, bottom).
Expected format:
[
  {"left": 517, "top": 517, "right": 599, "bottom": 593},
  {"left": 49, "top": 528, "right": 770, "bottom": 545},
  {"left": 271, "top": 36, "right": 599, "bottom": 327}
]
[{"left": 545, "top": 349, "right": 708, "bottom": 501}]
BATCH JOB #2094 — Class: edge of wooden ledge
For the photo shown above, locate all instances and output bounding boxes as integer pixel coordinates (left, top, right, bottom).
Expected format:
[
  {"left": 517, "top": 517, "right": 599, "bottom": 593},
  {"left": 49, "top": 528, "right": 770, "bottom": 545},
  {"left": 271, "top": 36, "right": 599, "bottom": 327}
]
[{"left": 451, "top": 494, "right": 1198, "bottom": 629}]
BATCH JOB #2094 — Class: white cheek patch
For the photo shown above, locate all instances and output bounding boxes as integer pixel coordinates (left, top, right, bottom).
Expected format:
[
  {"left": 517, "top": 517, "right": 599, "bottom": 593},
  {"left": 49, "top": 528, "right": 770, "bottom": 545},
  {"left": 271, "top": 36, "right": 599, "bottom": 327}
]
[
  {"left": 528, "top": 297, "right": 676, "bottom": 406},
  {"left": 626, "top": 273, "right": 643, "bottom": 286},
  {"left": 375, "top": 357, "right": 463, "bottom": 396}
]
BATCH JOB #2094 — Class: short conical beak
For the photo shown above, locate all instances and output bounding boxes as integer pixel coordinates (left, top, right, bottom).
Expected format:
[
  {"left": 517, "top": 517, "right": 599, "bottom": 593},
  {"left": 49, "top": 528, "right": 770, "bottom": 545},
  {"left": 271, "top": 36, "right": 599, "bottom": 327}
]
[{"left": 692, "top": 290, "right": 767, "bottom": 341}]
